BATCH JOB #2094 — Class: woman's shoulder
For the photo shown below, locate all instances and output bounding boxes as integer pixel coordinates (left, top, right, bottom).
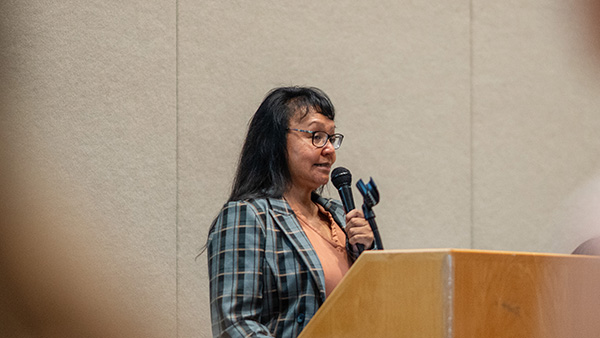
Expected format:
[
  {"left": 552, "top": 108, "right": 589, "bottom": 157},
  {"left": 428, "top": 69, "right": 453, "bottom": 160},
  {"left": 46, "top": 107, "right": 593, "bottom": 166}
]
[
  {"left": 218, "top": 196, "right": 290, "bottom": 216},
  {"left": 222, "top": 196, "right": 273, "bottom": 208},
  {"left": 210, "top": 198, "right": 272, "bottom": 233}
]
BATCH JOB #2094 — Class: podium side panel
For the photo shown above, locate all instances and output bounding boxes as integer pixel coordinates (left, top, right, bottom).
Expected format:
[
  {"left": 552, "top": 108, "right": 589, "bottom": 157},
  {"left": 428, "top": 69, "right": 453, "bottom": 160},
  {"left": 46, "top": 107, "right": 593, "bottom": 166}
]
[{"left": 452, "top": 250, "right": 600, "bottom": 338}]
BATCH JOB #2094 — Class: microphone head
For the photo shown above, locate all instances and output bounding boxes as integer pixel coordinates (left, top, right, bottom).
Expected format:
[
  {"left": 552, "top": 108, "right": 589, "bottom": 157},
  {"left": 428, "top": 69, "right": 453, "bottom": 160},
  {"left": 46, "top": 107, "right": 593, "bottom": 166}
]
[{"left": 331, "top": 167, "right": 352, "bottom": 188}]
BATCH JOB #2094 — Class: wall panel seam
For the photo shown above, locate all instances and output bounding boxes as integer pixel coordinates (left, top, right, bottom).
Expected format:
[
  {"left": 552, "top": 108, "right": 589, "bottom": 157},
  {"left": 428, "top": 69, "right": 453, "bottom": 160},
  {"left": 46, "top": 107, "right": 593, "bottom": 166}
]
[
  {"left": 175, "top": 0, "right": 180, "bottom": 336},
  {"left": 469, "top": 0, "right": 474, "bottom": 250}
]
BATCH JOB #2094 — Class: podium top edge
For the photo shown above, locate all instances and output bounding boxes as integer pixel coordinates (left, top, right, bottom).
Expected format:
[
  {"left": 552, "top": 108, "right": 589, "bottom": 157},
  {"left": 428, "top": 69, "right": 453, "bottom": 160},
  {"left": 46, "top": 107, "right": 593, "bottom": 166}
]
[{"left": 363, "top": 248, "right": 590, "bottom": 259}]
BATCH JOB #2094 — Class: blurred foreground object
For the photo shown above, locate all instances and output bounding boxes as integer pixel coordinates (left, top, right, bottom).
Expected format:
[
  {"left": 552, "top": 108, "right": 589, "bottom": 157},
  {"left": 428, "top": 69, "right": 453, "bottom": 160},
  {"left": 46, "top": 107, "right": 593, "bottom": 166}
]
[
  {"left": 572, "top": 236, "right": 600, "bottom": 256},
  {"left": 0, "top": 138, "right": 170, "bottom": 338},
  {"left": 0, "top": 30, "right": 169, "bottom": 338}
]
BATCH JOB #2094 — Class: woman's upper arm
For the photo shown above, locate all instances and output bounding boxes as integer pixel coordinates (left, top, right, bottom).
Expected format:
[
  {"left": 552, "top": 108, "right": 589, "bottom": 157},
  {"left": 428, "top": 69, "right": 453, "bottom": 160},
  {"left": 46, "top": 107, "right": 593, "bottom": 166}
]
[{"left": 207, "top": 201, "right": 272, "bottom": 337}]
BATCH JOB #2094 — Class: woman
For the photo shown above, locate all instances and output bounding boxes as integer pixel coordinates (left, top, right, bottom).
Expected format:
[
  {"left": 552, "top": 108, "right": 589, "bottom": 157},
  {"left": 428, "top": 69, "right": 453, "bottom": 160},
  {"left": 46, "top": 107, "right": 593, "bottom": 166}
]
[{"left": 207, "top": 86, "right": 375, "bottom": 338}]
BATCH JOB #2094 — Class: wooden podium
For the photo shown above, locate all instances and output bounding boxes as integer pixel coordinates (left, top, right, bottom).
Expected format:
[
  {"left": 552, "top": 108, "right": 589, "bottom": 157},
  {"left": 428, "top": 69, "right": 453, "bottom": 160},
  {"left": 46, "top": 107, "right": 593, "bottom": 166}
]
[{"left": 298, "top": 249, "right": 600, "bottom": 338}]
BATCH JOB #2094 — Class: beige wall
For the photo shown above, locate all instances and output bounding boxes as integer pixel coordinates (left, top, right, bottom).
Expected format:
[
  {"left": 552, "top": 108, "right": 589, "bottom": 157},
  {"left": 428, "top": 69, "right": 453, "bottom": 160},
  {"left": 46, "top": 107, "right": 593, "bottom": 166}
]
[{"left": 3, "top": 1, "right": 600, "bottom": 336}]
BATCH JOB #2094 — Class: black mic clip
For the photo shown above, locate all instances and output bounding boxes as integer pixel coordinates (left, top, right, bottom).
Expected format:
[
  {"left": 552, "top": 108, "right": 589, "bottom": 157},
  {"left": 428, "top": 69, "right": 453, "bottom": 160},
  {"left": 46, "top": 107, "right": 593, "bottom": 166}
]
[
  {"left": 356, "top": 178, "right": 379, "bottom": 214},
  {"left": 356, "top": 177, "right": 384, "bottom": 250}
]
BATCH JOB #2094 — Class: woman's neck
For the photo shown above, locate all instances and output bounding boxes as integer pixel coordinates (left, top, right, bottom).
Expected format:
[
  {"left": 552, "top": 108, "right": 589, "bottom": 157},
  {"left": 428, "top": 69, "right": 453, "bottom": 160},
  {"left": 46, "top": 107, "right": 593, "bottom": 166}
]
[{"left": 284, "top": 187, "right": 317, "bottom": 218}]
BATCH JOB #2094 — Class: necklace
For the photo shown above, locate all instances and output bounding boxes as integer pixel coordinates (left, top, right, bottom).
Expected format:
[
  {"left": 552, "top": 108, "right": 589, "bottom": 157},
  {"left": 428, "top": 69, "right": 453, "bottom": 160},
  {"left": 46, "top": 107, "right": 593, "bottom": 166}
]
[{"left": 291, "top": 203, "right": 342, "bottom": 247}]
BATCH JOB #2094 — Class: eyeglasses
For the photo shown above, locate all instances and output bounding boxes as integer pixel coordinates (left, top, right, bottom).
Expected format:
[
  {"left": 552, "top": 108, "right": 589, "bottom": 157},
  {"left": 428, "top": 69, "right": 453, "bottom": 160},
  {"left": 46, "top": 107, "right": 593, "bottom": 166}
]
[{"left": 287, "top": 128, "right": 344, "bottom": 149}]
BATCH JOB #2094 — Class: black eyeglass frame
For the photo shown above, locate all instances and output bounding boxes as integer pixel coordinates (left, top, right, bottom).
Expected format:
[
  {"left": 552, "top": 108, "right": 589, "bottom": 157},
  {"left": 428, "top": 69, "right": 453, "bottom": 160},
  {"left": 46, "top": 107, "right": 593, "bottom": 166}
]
[{"left": 287, "top": 128, "right": 344, "bottom": 149}]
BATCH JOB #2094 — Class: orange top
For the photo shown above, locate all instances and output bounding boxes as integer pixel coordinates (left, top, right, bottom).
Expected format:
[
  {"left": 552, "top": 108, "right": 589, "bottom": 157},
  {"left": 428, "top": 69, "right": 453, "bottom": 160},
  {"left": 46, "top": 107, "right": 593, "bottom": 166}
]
[{"left": 293, "top": 203, "right": 351, "bottom": 297}]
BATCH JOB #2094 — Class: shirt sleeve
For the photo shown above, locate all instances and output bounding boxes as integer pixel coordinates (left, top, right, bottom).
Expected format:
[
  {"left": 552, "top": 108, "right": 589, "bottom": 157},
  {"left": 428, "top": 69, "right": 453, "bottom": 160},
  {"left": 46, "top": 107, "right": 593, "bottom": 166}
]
[{"left": 207, "top": 201, "right": 273, "bottom": 338}]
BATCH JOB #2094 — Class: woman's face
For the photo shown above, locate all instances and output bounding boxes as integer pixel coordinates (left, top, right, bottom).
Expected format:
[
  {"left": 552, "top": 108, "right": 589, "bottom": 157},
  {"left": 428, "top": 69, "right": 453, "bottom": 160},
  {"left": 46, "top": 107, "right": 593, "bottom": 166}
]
[{"left": 286, "top": 107, "right": 337, "bottom": 193}]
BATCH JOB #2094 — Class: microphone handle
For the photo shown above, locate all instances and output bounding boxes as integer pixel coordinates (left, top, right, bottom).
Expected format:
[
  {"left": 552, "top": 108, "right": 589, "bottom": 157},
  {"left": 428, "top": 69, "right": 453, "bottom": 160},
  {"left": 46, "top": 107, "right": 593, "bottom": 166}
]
[
  {"left": 337, "top": 185, "right": 364, "bottom": 255},
  {"left": 337, "top": 185, "right": 355, "bottom": 211},
  {"left": 356, "top": 243, "right": 365, "bottom": 255}
]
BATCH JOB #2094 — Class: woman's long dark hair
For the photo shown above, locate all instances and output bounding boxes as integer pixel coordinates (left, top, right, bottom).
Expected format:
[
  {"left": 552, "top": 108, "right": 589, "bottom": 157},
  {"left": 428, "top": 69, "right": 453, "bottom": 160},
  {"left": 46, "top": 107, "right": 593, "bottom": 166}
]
[{"left": 229, "top": 86, "right": 335, "bottom": 201}]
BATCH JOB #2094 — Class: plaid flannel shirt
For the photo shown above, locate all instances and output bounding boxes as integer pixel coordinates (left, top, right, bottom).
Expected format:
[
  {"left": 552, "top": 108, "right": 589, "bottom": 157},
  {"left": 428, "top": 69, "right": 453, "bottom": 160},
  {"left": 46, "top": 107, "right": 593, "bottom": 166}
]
[{"left": 207, "top": 195, "right": 356, "bottom": 338}]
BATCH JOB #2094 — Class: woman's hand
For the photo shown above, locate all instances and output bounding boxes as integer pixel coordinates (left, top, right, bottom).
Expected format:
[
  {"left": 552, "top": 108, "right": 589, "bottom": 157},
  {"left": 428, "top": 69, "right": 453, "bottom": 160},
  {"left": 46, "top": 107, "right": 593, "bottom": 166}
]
[{"left": 344, "top": 209, "right": 374, "bottom": 251}]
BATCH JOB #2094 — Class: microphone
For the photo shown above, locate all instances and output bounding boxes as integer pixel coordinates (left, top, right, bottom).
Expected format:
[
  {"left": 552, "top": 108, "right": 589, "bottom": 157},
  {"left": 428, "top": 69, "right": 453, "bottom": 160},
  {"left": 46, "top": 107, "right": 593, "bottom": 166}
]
[
  {"left": 331, "top": 167, "right": 355, "bottom": 212},
  {"left": 331, "top": 167, "right": 364, "bottom": 255}
]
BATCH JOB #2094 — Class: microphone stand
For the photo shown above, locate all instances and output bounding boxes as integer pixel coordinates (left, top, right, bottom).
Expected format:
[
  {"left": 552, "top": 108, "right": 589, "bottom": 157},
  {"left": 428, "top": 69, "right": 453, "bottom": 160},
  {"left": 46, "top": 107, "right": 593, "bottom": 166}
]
[{"left": 356, "top": 178, "right": 384, "bottom": 250}]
